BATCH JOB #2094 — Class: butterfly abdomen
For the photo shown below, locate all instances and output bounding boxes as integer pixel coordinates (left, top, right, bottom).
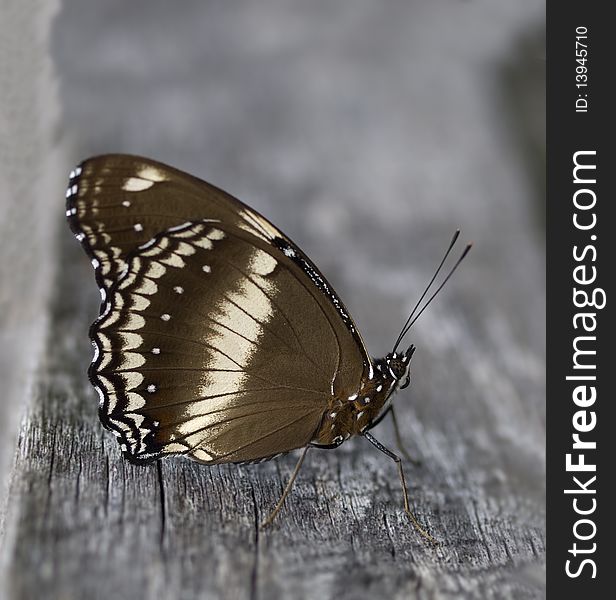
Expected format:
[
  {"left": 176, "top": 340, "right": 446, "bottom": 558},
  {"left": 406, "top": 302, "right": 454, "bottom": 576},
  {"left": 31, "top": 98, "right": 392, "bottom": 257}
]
[{"left": 311, "top": 375, "right": 394, "bottom": 446}]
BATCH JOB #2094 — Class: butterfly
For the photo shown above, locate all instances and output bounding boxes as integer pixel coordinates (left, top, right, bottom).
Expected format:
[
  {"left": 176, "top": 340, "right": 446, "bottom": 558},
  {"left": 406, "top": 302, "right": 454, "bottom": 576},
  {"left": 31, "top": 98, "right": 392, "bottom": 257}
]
[{"left": 66, "top": 154, "right": 469, "bottom": 540}]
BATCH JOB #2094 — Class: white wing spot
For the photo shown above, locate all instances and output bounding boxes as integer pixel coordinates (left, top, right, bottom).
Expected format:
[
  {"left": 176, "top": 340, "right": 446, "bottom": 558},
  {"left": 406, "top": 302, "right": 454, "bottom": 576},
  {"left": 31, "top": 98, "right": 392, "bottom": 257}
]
[
  {"left": 75, "top": 233, "right": 85, "bottom": 242},
  {"left": 69, "top": 170, "right": 75, "bottom": 179},
  {"left": 65, "top": 188, "right": 72, "bottom": 198},
  {"left": 134, "top": 223, "right": 144, "bottom": 232},
  {"left": 137, "top": 165, "right": 168, "bottom": 182},
  {"left": 167, "top": 221, "right": 194, "bottom": 233},
  {"left": 193, "top": 237, "right": 213, "bottom": 250},
  {"left": 330, "top": 412, "right": 337, "bottom": 419},
  {"left": 348, "top": 393, "right": 358, "bottom": 401},
  {"left": 71, "top": 184, "right": 78, "bottom": 194},
  {"left": 152, "top": 347, "right": 161, "bottom": 354},
  {"left": 147, "top": 384, "right": 157, "bottom": 393},
  {"left": 75, "top": 166, "right": 82, "bottom": 176},
  {"left": 123, "top": 177, "right": 154, "bottom": 192},
  {"left": 100, "top": 301, "right": 112, "bottom": 319},
  {"left": 206, "top": 228, "right": 226, "bottom": 241},
  {"left": 160, "top": 313, "right": 171, "bottom": 321},
  {"left": 356, "top": 411, "right": 364, "bottom": 420},
  {"left": 283, "top": 247, "right": 296, "bottom": 258},
  {"left": 91, "top": 258, "right": 100, "bottom": 269},
  {"left": 248, "top": 250, "right": 277, "bottom": 276},
  {"left": 376, "top": 384, "right": 383, "bottom": 392},
  {"left": 191, "top": 447, "right": 214, "bottom": 462},
  {"left": 202, "top": 265, "right": 211, "bottom": 273},
  {"left": 363, "top": 397, "right": 371, "bottom": 404},
  {"left": 94, "top": 385, "right": 105, "bottom": 407},
  {"left": 122, "top": 200, "right": 131, "bottom": 207},
  {"left": 173, "top": 286, "right": 184, "bottom": 294},
  {"left": 138, "top": 238, "right": 158, "bottom": 252}
]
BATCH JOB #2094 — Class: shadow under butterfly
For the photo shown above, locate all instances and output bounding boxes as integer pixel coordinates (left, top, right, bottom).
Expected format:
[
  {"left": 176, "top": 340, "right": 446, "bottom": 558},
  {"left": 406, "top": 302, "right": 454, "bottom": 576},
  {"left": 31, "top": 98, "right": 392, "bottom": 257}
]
[{"left": 66, "top": 155, "right": 470, "bottom": 542}]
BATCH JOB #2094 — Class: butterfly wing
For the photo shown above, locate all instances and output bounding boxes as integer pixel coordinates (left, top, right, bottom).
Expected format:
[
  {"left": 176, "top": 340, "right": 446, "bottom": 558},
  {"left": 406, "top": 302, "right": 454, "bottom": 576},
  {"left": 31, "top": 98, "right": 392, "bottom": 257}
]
[
  {"left": 73, "top": 157, "right": 373, "bottom": 463},
  {"left": 66, "top": 154, "right": 283, "bottom": 295}
]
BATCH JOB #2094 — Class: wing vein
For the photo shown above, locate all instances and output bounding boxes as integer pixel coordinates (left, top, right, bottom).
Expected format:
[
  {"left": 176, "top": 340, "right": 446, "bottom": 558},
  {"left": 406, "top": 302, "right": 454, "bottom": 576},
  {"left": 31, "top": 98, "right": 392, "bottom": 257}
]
[
  {"left": 209, "top": 412, "right": 320, "bottom": 459},
  {"left": 136, "top": 387, "right": 328, "bottom": 412},
  {"left": 221, "top": 257, "right": 329, "bottom": 378}
]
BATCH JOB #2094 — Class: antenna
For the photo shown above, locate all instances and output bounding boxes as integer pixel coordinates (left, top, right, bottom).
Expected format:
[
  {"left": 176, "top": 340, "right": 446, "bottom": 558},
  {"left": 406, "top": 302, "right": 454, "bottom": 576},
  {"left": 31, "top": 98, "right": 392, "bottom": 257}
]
[{"left": 392, "top": 233, "right": 472, "bottom": 353}]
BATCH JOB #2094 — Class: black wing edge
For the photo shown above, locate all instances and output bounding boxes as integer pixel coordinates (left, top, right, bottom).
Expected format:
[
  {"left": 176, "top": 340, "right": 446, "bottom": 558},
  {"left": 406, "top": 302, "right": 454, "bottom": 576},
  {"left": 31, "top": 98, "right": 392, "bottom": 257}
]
[
  {"left": 65, "top": 160, "right": 111, "bottom": 304},
  {"left": 86, "top": 221, "right": 210, "bottom": 465},
  {"left": 65, "top": 160, "right": 163, "bottom": 464}
]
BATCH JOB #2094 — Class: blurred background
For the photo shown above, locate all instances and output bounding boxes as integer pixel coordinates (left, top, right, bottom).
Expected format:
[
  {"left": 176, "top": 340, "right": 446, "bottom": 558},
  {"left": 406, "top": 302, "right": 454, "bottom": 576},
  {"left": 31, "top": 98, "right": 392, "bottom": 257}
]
[
  {"left": 54, "top": 0, "right": 545, "bottom": 358},
  {"left": 1, "top": 1, "right": 545, "bottom": 598}
]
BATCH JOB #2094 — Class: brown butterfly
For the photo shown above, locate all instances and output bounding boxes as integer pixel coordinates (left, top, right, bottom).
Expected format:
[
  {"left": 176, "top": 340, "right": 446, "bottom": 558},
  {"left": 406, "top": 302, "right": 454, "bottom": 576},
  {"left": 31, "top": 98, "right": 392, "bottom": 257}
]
[{"left": 66, "top": 154, "right": 469, "bottom": 541}]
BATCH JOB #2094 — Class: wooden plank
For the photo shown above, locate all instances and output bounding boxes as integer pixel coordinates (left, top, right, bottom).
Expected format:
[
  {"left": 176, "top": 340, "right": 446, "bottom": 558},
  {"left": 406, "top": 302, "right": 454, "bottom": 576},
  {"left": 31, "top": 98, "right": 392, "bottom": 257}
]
[
  {"left": 3, "top": 204, "right": 546, "bottom": 600},
  {"left": 0, "top": 0, "right": 64, "bottom": 545}
]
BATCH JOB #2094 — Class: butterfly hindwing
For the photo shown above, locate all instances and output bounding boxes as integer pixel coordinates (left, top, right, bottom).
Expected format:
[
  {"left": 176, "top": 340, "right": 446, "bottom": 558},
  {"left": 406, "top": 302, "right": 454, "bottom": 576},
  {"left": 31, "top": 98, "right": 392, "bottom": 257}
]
[{"left": 92, "top": 220, "right": 366, "bottom": 463}]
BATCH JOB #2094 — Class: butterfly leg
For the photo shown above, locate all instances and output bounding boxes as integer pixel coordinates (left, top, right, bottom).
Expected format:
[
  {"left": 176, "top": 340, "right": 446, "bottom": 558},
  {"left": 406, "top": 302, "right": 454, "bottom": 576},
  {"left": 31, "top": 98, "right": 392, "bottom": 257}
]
[
  {"left": 363, "top": 431, "right": 437, "bottom": 544},
  {"left": 260, "top": 445, "right": 310, "bottom": 529},
  {"left": 389, "top": 407, "right": 422, "bottom": 467}
]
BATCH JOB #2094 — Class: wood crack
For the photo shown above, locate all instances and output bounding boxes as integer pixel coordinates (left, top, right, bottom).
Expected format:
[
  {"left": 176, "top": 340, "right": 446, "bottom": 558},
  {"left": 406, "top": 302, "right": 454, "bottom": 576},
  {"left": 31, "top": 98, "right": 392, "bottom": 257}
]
[
  {"left": 156, "top": 460, "right": 167, "bottom": 553},
  {"left": 249, "top": 483, "right": 260, "bottom": 600}
]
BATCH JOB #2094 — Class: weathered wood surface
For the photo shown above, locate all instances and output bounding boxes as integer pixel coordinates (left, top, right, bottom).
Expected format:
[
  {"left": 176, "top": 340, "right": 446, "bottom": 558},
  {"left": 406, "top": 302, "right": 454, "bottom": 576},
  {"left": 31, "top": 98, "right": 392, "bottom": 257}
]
[
  {"left": 0, "top": 0, "right": 64, "bottom": 516},
  {"left": 1, "top": 1, "right": 545, "bottom": 599}
]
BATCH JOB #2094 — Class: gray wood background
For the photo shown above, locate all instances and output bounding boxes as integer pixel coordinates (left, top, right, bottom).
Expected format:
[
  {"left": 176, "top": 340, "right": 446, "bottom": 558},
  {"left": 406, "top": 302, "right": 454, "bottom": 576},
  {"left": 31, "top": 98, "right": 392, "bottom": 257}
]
[{"left": 1, "top": 1, "right": 545, "bottom": 598}]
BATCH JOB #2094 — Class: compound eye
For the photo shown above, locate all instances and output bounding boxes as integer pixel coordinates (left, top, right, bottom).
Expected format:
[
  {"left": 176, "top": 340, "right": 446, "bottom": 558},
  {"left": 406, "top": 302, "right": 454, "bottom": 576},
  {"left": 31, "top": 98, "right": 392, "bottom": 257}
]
[{"left": 400, "top": 375, "right": 411, "bottom": 390}]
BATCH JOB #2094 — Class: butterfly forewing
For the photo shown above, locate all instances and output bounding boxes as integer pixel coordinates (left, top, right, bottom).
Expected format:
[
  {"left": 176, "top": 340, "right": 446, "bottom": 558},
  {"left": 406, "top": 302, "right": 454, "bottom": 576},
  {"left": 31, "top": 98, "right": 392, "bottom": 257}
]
[{"left": 67, "top": 154, "right": 282, "bottom": 294}]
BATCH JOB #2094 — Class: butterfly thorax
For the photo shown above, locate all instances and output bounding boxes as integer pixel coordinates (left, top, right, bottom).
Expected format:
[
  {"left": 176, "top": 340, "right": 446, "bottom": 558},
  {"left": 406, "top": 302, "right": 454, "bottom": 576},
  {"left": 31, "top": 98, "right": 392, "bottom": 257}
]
[{"left": 311, "top": 351, "right": 413, "bottom": 447}]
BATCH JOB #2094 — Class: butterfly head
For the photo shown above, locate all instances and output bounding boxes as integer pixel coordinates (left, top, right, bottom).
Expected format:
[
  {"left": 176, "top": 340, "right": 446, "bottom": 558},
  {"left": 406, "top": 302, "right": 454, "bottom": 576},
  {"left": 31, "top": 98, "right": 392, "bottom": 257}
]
[{"left": 385, "top": 345, "right": 416, "bottom": 391}]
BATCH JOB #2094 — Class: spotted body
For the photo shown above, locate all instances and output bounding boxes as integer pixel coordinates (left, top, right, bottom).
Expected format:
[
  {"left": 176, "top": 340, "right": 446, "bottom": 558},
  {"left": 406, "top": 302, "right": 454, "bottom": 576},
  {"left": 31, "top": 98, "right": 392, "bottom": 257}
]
[{"left": 313, "top": 352, "right": 414, "bottom": 447}]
